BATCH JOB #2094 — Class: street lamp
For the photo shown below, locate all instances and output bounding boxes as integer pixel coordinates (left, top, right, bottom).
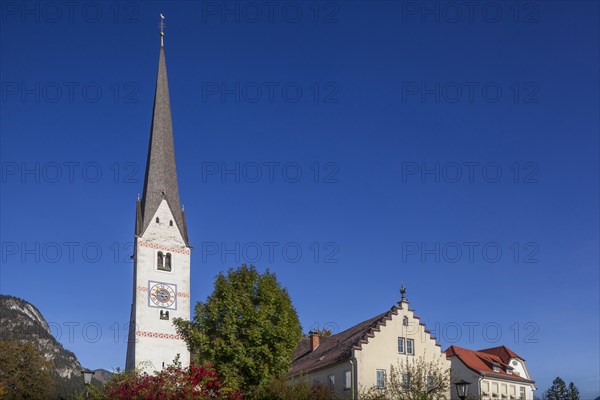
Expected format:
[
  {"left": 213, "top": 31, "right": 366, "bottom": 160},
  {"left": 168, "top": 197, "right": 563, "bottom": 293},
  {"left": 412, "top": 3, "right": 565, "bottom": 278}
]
[
  {"left": 454, "top": 379, "right": 471, "bottom": 400},
  {"left": 81, "top": 369, "right": 95, "bottom": 399}
]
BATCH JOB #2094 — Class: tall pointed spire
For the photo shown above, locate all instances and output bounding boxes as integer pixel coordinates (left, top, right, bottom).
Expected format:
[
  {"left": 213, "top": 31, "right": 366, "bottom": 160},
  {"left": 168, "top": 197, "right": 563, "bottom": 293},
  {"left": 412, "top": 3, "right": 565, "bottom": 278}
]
[{"left": 138, "top": 21, "right": 188, "bottom": 244}]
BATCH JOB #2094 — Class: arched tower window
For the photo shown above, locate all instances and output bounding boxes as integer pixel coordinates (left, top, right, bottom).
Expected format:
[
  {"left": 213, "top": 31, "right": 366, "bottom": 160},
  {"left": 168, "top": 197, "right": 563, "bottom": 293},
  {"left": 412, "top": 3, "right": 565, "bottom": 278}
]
[
  {"left": 403, "top": 316, "right": 409, "bottom": 326},
  {"left": 157, "top": 251, "right": 164, "bottom": 269},
  {"left": 164, "top": 253, "right": 172, "bottom": 271},
  {"left": 155, "top": 217, "right": 160, "bottom": 224}
]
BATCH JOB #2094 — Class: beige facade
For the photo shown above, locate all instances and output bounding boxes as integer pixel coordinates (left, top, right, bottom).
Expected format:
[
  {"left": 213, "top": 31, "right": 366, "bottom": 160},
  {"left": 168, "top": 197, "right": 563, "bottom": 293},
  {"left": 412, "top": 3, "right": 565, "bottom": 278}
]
[{"left": 356, "top": 299, "right": 450, "bottom": 394}]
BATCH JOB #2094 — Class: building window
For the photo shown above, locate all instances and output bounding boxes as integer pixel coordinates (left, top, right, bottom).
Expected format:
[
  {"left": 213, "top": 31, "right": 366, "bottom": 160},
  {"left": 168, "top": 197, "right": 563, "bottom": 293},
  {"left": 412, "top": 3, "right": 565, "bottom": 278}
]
[
  {"left": 493, "top": 366, "right": 500, "bottom": 372},
  {"left": 427, "top": 375, "right": 434, "bottom": 390},
  {"left": 406, "top": 338, "right": 414, "bottom": 355},
  {"left": 507, "top": 369, "right": 513, "bottom": 374},
  {"left": 164, "top": 253, "right": 172, "bottom": 271},
  {"left": 343, "top": 370, "right": 351, "bottom": 390},
  {"left": 160, "top": 310, "right": 169, "bottom": 320},
  {"left": 403, "top": 316, "right": 409, "bottom": 326},
  {"left": 482, "top": 381, "right": 490, "bottom": 398},
  {"left": 376, "top": 369, "right": 386, "bottom": 389},
  {"left": 169, "top": 220, "right": 173, "bottom": 226},
  {"left": 156, "top": 217, "right": 160, "bottom": 223},
  {"left": 327, "top": 374, "right": 335, "bottom": 389},
  {"left": 519, "top": 387, "right": 526, "bottom": 400},
  {"left": 398, "top": 337, "right": 405, "bottom": 353},
  {"left": 402, "top": 373, "right": 410, "bottom": 390},
  {"left": 157, "top": 252, "right": 171, "bottom": 271}
]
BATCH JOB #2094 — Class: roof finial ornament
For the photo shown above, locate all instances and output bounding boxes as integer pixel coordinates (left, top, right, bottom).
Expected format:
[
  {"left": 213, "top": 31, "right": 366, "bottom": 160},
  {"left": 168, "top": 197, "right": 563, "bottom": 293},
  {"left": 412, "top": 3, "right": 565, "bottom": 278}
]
[
  {"left": 400, "top": 284, "right": 407, "bottom": 302},
  {"left": 159, "top": 13, "right": 166, "bottom": 47}
]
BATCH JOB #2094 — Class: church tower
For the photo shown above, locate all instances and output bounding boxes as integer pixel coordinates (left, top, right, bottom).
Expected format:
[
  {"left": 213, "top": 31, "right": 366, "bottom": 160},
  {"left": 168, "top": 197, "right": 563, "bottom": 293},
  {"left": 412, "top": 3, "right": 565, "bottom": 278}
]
[{"left": 126, "top": 17, "right": 191, "bottom": 371}]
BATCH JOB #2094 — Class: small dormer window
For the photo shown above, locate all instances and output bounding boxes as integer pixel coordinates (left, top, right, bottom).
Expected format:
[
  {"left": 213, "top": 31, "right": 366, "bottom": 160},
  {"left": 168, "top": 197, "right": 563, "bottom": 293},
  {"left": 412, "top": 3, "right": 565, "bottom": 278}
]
[
  {"left": 493, "top": 366, "right": 500, "bottom": 373},
  {"left": 156, "top": 217, "right": 160, "bottom": 223},
  {"left": 169, "top": 220, "right": 173, "bottom": 226},
  {"left": 507, "top": 369, "right": 513, "bottom": 374}
]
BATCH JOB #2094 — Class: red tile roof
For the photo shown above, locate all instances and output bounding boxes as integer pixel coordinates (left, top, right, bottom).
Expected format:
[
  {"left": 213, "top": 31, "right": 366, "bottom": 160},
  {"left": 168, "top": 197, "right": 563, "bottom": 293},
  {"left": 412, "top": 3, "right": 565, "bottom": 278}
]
[
  {"left": 445, "top": 346, "right": 534, "bottom": 384},
  {"left": 478, "top": 346, "right": 524, "bottom": 362}
]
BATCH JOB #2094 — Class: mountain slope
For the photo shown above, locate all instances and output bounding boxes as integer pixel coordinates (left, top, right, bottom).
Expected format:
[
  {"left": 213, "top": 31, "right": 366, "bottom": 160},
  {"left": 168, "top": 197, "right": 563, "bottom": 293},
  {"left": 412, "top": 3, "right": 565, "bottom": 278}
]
[{"left": 0, "top": 294, "right": 84, "bottom": 398}]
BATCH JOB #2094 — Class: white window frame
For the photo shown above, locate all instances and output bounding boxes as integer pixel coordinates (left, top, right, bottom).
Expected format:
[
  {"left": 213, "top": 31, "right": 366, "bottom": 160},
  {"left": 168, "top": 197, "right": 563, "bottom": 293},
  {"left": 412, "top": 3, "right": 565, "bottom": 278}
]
[
  {"left": 327, "top": 374, "right": 335, "bottom": 389},
  {"left": 406, "top": 338, "right": 414, "bottom": 355},
  {"left": 427, "top": 374, "right": 434, "bottom": 390},
  {"left": 398, "top": 337, "right": 405, "bottom": 353},
  {"left": 376, "top": 369, "right": 386, "bottom": 389},
  {"left": 402, "top": 373, "right": 410, "bottom": 390},
  {"left": 343, "top": 370, "right": 352, "bottom": 390}
]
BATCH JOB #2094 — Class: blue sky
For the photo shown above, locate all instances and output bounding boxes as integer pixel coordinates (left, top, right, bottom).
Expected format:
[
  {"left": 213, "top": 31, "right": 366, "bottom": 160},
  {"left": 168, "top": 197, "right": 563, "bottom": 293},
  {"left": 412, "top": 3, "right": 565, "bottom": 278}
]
[{"left": 1, "top": 1, "right": 598, "bottom": 397}]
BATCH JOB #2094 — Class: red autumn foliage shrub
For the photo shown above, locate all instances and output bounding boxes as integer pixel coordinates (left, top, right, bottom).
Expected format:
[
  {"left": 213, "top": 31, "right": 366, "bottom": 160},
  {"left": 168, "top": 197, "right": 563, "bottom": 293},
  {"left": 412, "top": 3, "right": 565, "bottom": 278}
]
[{"left": 104, "top": 363, "right": 241, "bottom": 400}]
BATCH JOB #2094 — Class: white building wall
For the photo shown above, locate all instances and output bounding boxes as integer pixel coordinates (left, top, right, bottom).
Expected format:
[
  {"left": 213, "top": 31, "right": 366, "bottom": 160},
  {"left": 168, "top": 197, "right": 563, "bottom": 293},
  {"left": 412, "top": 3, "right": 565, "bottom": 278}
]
[
  {"left": 448, "top": 357, "right": 535, "bottom": 400},
  {"left": 127, "top": 200, "right": 191, "bottom": 371}
]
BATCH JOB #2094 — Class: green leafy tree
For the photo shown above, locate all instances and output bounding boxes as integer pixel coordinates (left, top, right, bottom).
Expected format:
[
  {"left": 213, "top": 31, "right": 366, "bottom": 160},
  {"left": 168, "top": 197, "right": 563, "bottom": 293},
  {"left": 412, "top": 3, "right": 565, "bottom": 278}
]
[
  {"left": 566, "top": 382, "right": 580, "bottom": 400},
  {"left": 360, "top": 355, "right": 450, "bottom": 400},
  {"left": 0, "top": 339, "right": 56, "bottom": 400},
  {"left": 544, "top": 377, "right": 567, "bottom": 400},
  {"left": 174, "top": 264, "right": 302, "bottom": 392}
]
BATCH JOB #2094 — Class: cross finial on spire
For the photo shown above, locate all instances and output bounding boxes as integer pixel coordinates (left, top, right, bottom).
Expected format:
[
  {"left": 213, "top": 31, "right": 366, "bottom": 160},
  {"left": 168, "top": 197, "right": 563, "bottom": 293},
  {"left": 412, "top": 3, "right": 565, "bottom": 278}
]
[
  {"left": 159, "top": 13, "right": 166, "bottom": 47},
  {"left": 400, "top": 284, "right": 407, "bottom": 301}
]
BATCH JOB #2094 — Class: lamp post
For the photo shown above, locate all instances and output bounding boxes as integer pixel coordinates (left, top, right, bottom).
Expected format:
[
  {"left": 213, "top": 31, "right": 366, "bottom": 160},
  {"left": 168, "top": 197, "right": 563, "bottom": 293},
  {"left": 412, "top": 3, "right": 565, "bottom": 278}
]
[
  {"left": 81, "top": 369, "right": 95, "bottom": 399},
  {"left": 454, "top": 379, "right": 471, "bottom": 400}
]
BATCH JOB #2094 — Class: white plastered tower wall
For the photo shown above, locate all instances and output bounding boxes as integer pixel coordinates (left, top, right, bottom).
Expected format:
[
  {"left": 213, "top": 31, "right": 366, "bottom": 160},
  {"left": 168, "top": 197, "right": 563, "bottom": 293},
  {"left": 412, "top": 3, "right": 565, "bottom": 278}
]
[{"left": 127, "top": 200, "right": 191, "bottom": 371}]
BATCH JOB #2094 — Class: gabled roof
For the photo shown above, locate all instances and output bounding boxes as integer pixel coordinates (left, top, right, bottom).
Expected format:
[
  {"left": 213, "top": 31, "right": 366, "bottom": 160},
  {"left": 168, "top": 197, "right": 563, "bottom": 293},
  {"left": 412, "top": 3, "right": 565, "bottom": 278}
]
[
  {"left": 445, "top": 346, "right": 534, "bottom": 384},
  {"left": 479, "top": 346, "right": 524, "bottom": 363},
  {"left": 138, "top": 45, "right": 188, "bottom": 245},
  {"left": 289, "top": 312, "right": 387, "bottom": 377},
  {"left": 289, "top": 302, "right": 440, "bottom": 377}
]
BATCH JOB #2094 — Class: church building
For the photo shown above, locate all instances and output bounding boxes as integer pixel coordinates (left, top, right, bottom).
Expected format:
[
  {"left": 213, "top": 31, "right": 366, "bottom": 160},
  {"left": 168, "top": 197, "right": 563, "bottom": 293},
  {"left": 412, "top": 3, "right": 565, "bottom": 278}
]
[{"left": 125, "top": 20, "right": 191, "bottom": 371}]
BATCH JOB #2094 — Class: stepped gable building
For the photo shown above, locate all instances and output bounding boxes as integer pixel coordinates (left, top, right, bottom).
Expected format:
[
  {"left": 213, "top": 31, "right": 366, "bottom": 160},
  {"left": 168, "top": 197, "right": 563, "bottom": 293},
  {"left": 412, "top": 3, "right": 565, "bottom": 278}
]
[{"left": 289, "top": 287, "right": 450, "bottom": 399}]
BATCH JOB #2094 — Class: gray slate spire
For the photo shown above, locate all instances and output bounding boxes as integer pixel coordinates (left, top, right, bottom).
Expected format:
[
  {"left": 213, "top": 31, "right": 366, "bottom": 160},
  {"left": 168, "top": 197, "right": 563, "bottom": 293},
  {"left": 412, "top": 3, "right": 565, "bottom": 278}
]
[{"left": 137, "top": 45, "right": 189, "bottom": 245}]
